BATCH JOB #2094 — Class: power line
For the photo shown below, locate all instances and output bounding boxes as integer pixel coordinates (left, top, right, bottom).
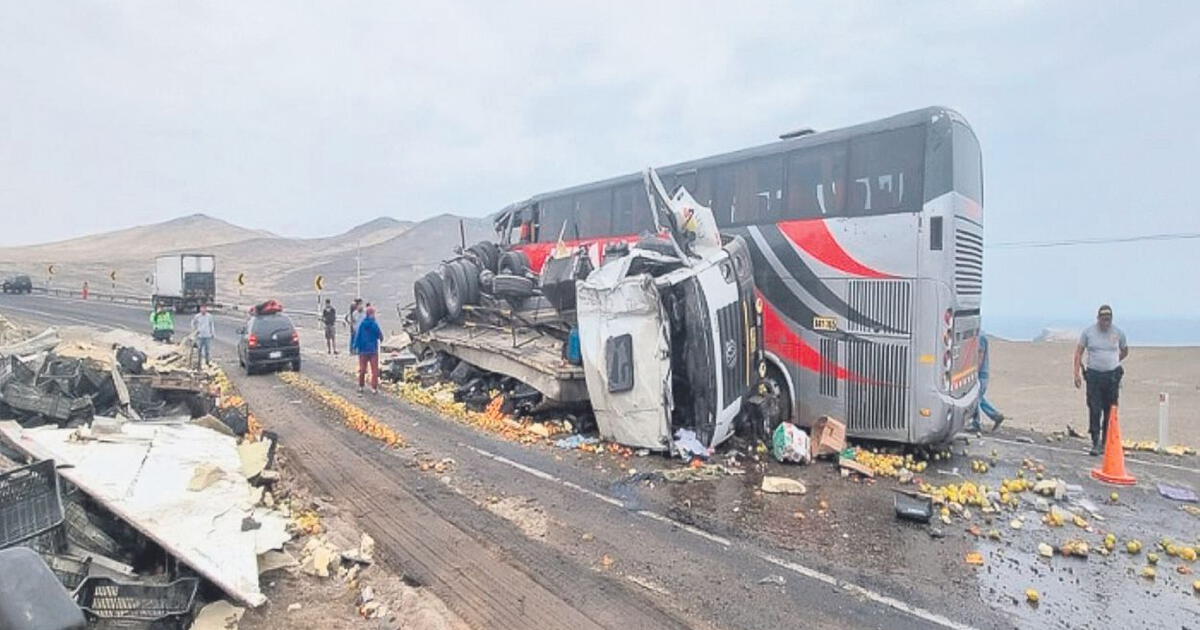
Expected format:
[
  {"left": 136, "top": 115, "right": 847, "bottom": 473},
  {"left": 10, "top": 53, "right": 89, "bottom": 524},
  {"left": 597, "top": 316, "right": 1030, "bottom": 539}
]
[{"left": 990, "top": 231, "right": 1200, "bottom": 249}]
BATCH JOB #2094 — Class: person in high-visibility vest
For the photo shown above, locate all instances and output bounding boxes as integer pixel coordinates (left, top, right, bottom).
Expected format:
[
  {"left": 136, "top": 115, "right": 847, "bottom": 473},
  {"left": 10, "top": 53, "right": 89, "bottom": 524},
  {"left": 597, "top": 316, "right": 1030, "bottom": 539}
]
[{"left": 151, "top": 305, "right": 175, "bottom": 343}]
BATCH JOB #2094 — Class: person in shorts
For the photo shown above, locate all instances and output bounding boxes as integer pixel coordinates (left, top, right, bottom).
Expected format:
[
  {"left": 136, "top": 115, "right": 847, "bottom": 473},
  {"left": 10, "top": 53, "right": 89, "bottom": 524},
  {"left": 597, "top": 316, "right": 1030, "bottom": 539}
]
[{"left": 321, "top": 299, "right": 338, "bottom": 354}]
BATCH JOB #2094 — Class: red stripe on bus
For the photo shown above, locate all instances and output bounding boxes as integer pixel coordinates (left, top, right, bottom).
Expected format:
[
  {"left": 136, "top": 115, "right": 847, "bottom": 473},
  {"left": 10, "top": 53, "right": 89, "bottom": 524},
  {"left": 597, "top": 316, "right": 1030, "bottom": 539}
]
[
  {"left": 777, "top": 219, "right": 895, "bottom": 279},
  {"left": 761, "top": 296, "right": 855, "bottom": 381}
]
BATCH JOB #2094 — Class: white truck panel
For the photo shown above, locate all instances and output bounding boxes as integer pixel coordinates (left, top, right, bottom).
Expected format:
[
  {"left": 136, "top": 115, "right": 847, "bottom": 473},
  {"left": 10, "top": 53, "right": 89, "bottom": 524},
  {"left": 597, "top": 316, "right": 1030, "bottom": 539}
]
[{"left": 154, "top": 256, "right": 183, "bottom": 298}]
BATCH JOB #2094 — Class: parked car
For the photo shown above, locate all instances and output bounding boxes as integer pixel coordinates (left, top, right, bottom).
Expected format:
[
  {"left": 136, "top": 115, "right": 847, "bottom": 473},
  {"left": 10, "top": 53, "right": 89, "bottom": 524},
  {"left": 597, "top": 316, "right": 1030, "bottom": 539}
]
[
  {"left": 1, "top": 275, "right": 32, "bottom": 294},
  {"left": 237, "top": 309, "right": 300, "bottom": 374}
]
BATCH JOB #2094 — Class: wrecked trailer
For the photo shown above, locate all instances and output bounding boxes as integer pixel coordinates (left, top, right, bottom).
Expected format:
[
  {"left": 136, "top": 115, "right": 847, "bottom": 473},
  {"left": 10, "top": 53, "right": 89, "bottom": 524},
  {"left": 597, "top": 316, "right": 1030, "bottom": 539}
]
[{"left": 403, "top": 168, "right": 782, "bottom": 452}]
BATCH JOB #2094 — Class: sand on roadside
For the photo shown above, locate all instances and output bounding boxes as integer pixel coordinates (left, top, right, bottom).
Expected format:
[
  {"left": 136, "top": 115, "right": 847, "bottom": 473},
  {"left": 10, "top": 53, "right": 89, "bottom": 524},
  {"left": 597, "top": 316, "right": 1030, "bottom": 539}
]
[{"left": 987, "top": 338, "right": 1199, "bottom": 447}]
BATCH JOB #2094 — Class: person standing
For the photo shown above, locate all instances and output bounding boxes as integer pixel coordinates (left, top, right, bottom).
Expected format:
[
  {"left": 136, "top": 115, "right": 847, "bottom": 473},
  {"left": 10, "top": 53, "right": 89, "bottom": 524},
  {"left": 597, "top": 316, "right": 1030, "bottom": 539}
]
[
  {"left": 151, "top": 304, "right": 175, "bottom": 343},
  {"left": 321, "top": 299, "right": 338, "bottom": 354},
  {"left": 1074, "top": 305, "right": 1129, "bottom": 456},
  {"left": 353, "top": 305, "right": 384, "bottom": 394},
  {"left": 191, "top": 304, "right": 216, "bottom": 367},
  {"left": 970, "top": 333, "right": 1006, "bottom": 432},
  {"left": 345, "top": 298, "right": 363, "bottom": 355}
]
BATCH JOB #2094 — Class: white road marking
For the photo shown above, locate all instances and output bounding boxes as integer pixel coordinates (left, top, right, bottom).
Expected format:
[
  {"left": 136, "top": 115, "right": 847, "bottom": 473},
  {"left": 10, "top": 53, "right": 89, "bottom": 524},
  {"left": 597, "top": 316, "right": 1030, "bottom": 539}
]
[
  {"left": 464, "top": 444, "right": 980, "bottom": 630},
  {"left": 987, "top": 436, "right": 1197, "bottom": 474},
  {"left": 0, "top": 303, "right": 129, "bottom": 330}
]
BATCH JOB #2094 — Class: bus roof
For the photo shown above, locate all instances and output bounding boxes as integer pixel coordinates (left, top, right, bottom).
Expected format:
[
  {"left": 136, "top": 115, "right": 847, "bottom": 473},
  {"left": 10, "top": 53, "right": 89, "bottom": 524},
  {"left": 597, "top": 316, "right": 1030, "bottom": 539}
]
[{"left": 503, "top": 106, "right": 972, "bottom": 212}]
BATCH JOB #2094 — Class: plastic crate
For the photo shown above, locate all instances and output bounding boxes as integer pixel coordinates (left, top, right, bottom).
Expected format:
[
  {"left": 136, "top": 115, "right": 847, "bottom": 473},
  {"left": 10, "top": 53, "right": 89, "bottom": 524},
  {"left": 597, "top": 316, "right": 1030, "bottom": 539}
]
[
  {"left": 73, "top": 577, "right": 199, "bottom": 629},
  {"left": 0, "top": 459, "right": 65, "bottom": 549}
]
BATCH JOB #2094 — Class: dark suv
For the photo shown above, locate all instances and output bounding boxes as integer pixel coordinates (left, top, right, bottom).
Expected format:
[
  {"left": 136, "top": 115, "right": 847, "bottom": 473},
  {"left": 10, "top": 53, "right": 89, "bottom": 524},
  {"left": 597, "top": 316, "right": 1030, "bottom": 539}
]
[
  {"left": 237, "top": 312, "right": 300, "bottom": 374},
  {"left": 2, "top": 275, "right": 32, "bottom": 294}
]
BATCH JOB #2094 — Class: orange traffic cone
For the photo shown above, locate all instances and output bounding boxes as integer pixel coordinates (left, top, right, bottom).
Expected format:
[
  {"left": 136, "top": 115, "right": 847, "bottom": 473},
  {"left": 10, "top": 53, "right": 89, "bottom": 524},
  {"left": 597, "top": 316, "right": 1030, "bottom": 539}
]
[{"left": 1091, "top": 405, "right": 1136, "bottom": 485}]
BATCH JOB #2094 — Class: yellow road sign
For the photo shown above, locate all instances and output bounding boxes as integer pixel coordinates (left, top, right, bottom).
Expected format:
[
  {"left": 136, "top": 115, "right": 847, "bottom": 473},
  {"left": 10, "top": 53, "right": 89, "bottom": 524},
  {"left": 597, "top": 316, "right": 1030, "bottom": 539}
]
[
  {"left": 314, "top": 274, "right": 325, "bottom": 292},
  {"left": 236, "top": 272, "right": 246, "bottom": 287}
]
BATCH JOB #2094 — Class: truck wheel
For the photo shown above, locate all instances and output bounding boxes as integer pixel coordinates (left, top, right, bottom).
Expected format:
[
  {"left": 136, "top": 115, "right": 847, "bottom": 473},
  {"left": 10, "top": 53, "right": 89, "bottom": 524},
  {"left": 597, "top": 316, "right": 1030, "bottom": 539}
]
[
  {"left": 441, "top": 262, "right": 468, "bottom": 320},
  {"left": 468, "top": 241, "right": 500, "bottom": 273},
  {"left": 456, "top": 259, "right": 481, "bottom": 305},
  {"left": 498, "top": 250, "right": 531, "bottom": 276},
  {"left": 493, "top": 274, "right": 535, "bottom": 298},
  {"left": 414, "top": 272, "right": 446, "bottom": 331}
]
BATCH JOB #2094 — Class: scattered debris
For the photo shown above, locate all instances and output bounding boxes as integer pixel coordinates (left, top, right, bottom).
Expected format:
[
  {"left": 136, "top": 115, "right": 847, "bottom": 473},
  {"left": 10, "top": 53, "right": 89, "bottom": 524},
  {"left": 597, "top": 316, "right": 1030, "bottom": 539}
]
[
  {"left": 893, "top": 491, "right": 933, "bottom": 523},
  {"left": 838, "top": 457, "right": 875, "bottom": 478},
  {"left": 761, "top": 476, "right": 807, "bottom": 495},
  {"left": 280, "top": 371, "right": 405, "bottom": 447},
  {"left": 0, "top": 420, "right": 288, "bottom": 606},
  {"left": 770, "top": 422, "right": 810, "bottom": 464},
  {"left": 1025, "top": 588, "right": 1040, "bottom": 604},
  {"left": 660, "top": 464, "right": 736, "bottom": 483},
  {"left": 191, "top": 600, "right": 246, "bottom": 630},
  {"left": 1157, "top": 483, "right": 1199, "bottom": 503},
  {"left": 1037, "top": 543, "right": 1054, "bottom": 558},
  {"left": 757, "top": 574, "right": 787, "bottom": 586},
  {"left": 673, "top": 428, "right": 711, "bottom": 461},
  {"left": 809, "top": 416, "right": 846, "bottom": 458},
  {"left": 965, "top": 551, "right": 984, "bottom": 566}
]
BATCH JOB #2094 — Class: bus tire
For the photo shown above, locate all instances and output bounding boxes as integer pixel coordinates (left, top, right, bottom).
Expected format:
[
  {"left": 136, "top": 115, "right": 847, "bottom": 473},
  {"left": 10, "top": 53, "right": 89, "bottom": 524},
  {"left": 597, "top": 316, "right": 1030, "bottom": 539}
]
[
  {"left": 492, "top": 274, "right": 535, "bottom": 299},
  {"left": 414, "top": 272, "right": 446, "bottom": 331},
  {"left": 456, "top": 259, "right": 481, "bottom": 305},
  {"left": 756, "top": 363, "right": 792, "bottom": 442},
  {"left": 498, "top": 250, "right": 531, "bottom": 276},
  {"left": 440, "top": 262, "right": 468, "bottom": 320}
]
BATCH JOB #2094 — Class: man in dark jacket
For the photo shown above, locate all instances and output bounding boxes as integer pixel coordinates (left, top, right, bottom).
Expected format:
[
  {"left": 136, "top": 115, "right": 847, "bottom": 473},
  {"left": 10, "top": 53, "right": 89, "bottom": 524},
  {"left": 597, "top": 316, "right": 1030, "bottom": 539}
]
[
  {"left": 353, "top": 306, "right": 384, "bottom": 394},
  {"left": 321, "top": 299, "right": 338, "bottom": 354}
]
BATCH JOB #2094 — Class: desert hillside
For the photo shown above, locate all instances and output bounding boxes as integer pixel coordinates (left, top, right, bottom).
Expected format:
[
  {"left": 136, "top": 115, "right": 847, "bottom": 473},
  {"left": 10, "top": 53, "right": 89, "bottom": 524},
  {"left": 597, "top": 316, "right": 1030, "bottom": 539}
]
[{"left": 0, "top": 212, "right": 487, "bottom": 310}]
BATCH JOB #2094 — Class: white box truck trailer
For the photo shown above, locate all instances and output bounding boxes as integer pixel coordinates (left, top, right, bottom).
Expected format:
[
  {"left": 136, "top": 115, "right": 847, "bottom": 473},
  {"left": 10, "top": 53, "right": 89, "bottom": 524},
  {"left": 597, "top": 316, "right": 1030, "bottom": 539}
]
[{"left": 153, "top": 254, "right": 216, "bottom": 312}]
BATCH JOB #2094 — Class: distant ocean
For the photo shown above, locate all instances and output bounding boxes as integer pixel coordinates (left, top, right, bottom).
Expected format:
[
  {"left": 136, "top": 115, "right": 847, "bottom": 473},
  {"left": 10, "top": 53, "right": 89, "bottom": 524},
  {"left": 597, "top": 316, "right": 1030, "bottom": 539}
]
[{"left": 984, "top": 316, "right": 1200, "bottom": 347}]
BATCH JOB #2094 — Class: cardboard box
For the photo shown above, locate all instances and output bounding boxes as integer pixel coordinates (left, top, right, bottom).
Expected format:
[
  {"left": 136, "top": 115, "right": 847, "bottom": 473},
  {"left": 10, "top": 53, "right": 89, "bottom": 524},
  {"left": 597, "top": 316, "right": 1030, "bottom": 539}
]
[{"left": 810, "top": 416, "right": 846, "bottom": 458}]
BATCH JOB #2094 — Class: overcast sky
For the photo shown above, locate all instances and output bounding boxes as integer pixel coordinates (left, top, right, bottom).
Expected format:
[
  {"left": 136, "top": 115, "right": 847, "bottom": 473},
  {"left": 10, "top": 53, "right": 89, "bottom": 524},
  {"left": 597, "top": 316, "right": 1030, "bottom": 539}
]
[{"left": 1, "top": 1, "right": 1197, "bottom": 321}]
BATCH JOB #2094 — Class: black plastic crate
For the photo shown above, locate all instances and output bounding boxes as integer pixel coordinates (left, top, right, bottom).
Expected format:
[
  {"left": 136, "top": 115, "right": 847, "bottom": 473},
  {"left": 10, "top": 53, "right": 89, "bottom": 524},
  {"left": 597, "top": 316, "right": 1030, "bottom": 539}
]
[
  {"left": 73, "top": 577, "right": 199, "bottom": 630},
  {"left": 0, "top": 459, "right": 65, "bottom": 549}
]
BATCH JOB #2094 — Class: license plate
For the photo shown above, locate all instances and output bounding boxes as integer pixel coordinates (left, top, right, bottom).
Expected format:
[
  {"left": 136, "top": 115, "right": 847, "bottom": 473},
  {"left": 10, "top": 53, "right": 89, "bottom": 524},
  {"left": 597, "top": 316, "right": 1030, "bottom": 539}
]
[{"left": 269, "top": 351, "right": 282, "bottom": 359}]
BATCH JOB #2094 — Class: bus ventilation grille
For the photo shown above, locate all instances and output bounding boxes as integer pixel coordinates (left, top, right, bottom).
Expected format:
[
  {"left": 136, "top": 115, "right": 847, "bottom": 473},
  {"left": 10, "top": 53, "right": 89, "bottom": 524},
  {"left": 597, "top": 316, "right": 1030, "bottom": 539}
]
[
  {"left": 846, "top": 341, "right": 909, "bottom": 433},
  {"left": 847, "top": 280, "right": 912, "bottom": 335},
  {"left": 954, "top": 225, "right": 983, "bottom": 296},
  {"left": 716, "top": 302, "right": 747, "bottom": 404},
  {"left": 819, "top": 338, "right": 838, "bottom": 397}
]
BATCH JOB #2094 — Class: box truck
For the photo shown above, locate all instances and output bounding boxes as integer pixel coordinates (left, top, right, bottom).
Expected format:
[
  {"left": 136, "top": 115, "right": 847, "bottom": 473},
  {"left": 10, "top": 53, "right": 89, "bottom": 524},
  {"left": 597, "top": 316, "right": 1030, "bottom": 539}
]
[{"left": 153, "top": 254, "right": 216, "bottom": 312}]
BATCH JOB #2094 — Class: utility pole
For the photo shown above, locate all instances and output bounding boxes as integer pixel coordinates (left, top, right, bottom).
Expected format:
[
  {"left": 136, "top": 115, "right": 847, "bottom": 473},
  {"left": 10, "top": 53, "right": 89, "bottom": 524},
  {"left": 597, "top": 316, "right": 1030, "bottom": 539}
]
[{"left": 356, "top": 240, "right": 362, "bottom": 299}]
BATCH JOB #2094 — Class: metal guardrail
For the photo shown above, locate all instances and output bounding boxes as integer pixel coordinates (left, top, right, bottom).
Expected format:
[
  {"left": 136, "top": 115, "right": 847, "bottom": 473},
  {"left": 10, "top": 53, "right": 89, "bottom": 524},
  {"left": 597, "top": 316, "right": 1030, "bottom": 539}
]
[{"left": 25, "top": 287, "right": 321, "bottom": 320}]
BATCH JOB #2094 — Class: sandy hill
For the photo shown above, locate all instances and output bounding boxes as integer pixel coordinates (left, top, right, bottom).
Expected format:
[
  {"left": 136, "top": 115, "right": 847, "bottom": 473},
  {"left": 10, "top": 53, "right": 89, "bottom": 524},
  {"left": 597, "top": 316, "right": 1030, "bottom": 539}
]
[
  {"left": 0, "top": 212, "right": 488, "bottom": 311},
  {"left": 0, "top": 214, "right": 274, "bottom": 263},
  {"left": 270, "top": 214, "right": 493, "bottom": 306}
]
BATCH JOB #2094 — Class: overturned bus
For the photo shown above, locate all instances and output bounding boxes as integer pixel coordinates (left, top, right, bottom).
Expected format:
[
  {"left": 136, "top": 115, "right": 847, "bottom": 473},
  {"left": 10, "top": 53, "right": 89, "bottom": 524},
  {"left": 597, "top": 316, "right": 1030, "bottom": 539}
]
[{"left": 404, "top": 169, "right": 780, "bottom": 452}]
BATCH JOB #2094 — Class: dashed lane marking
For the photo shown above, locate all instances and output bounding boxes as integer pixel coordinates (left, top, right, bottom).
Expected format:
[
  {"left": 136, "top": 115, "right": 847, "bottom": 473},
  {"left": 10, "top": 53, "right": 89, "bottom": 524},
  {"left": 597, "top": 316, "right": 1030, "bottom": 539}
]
[
  {"left": 987, "top": 436, "right": 1197, "bottom": 474},
  {"left": 463, "top": 444, "right": 980, "bottom": 630}
]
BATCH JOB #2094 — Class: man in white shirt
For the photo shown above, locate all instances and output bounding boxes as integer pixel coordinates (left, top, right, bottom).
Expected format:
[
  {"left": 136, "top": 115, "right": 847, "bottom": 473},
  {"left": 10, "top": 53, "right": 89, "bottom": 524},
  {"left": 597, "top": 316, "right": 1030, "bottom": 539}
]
[
  {"left": 1073, "top": 304, "right": 1128, "bottom": 456},
  {"left": 192, "top": 304, "right": 216, "bottom": 367}
]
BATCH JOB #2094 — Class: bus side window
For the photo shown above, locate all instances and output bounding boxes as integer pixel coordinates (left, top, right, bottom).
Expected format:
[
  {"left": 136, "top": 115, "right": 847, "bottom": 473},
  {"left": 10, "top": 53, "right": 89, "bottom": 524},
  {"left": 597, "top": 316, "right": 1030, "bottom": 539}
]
[
  {"left": 575, "top": 188, "right": 614, "bottom": 238},
  {"left": 613, "top": 184, "right": 654, "bottom": 235},
  {"left": 846, "top": 126, "right": 925, "bottom": 216},
  {"left": 538, "top": 196, "right": 576, "bottom": 242},
  {"left": 785, "top": 142, "right": 847, "bottom": 219}
]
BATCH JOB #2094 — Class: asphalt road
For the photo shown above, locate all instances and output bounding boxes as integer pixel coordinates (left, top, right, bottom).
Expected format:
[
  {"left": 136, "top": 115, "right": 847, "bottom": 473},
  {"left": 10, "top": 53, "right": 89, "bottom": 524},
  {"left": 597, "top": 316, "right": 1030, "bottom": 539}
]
[{"left": 4, "top": 292, "right": 1198, "bottom": 630}]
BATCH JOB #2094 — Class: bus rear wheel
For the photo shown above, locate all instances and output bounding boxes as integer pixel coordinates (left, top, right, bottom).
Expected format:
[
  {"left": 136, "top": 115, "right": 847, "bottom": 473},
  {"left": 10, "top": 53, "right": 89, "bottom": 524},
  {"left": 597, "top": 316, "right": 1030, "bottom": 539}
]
[{"left": 756, "top": 364, "right": 792, "bottom": 442}]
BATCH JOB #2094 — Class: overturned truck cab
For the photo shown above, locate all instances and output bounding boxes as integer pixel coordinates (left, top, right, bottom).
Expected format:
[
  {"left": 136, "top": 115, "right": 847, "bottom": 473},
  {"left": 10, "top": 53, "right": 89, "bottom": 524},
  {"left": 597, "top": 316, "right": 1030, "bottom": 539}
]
[{"left": 576, "top": 234, "right": 765, "bottom": 451}]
